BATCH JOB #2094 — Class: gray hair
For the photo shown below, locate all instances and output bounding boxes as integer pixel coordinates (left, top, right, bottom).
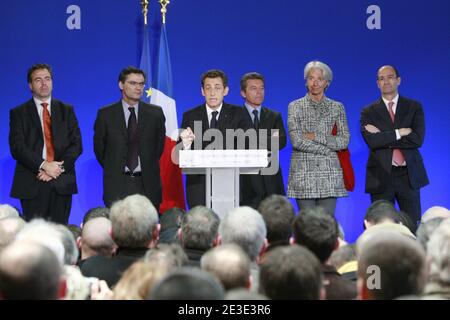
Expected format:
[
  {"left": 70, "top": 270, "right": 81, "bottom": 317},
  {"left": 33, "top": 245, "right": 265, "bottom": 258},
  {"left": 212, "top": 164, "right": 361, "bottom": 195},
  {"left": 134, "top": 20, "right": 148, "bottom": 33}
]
[
  {"left": 426, "top": 220, "right": 450, "bottom": 285},
  {"left": 201, "top": 244, "right": 251, "bottom": 290},
  {"left": 218, "top": 206, "right": 267, "bottom": 261},
  {"left": 0, "top": 217, "right": 26, "bottom": 252},
  {"left": 304, "top": 60, "right": 333, "bottom": 88},
  {"left": 15, "top": 219, "right": 65, "bottom": 265},
  {"left": 53, "top": 224, "right": 79, "bottom": 265},
  {"left": 110, "top": 194, "right": 159, "bottom": 248},
  {"left": 0, "top": 204, "right": 19, "bottom": 220},
  {"left": 181, "top": 206, "right": 220, "bottom": 250},
  {"left": 421, "top": 206, "right": 450, "bottom": 224}
]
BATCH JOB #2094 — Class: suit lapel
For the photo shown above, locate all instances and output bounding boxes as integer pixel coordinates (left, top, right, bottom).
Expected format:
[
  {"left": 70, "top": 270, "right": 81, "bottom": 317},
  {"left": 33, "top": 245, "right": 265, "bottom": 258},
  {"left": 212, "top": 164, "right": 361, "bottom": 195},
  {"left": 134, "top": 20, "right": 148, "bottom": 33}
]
[
  {"left": 137, "top": 101, "right": 148, "bottom": 136},
  {"left": 114, "top": 101, "right": 128, "bottom": 140},
  {"left": 27, "top": 99, "right": 43, "bottom": 139},
  {"left": 394, "top": 96, "right": 408, "bottom": 128},
  {"left": 374, "top": 99, "right": 393, "bottom": 128},
  {"left": 218, "top": 103, "right": 235, "bottom": 131},
  {"left": 199, "top": 104, "right": 209, "bottom": 131},
  {"left": 259, "top": 107, "right": 268, "bottom": 128},
  {"left": 50, "top": 100, "right": 61, "bottom": 150}
]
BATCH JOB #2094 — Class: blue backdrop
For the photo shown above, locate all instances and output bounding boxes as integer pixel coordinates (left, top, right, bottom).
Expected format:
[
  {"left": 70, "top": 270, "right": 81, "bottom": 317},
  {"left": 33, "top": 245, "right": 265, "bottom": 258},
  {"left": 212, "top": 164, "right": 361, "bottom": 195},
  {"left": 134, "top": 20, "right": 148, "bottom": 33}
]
[{"left": 1, "top": 0, "right": 449, "bottom": 242}]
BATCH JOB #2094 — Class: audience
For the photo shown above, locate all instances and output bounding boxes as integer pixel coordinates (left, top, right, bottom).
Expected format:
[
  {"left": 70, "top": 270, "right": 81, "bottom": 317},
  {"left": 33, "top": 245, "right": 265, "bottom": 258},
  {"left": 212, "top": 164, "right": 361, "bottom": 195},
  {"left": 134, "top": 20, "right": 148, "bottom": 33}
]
[
  {"left": 0, "top": 217, "right": 26, "bottom": 252},
  {"left": 329, "top": 244, "right": 357, "bottom": 282},
  {"left": 159, "top": 208, "right": 184, "bottom": 244},
  {"left": 421, "top": 206, "right": 450, "bottom": 224},
  {"left": 292, "top": 207, "right": 356, "bottom": 299},
  {"left": 357, "top": 232, "right": 426, "bottom": 300},
  {"left": 201, "top": 244, "right": 251, "bottom": 291},
  {"left": 0, "top": 241, "right": 63, "bottom": 300},
  {"left": 80, "top": 194, "right": 159, "bottom": 288},
  {"left": 77, "top": 217, "right": 117, "bottom": 267},
  {"left": 218, "top": 206, "right": 267, "bottom": 293},
  {"left": 0, "top": 204, "right": 20, "bottom": 220},
  {"left": 423, "top": 220, "right": 450, "bottom": 299},
  {"left": 149, "top": 267, "right": 225, "bottom": 300},
  {"left": 259, "top": 245, "right": 323, "bottom": 300},
  {"left": 179, "top": 206, "right": 220, "bottom": 267},
  {"left": 257, "top": 195, "right": 295, "bottom": 252},
  {"left": 0, "top": 197, "right": 448, "bottom": 300}
]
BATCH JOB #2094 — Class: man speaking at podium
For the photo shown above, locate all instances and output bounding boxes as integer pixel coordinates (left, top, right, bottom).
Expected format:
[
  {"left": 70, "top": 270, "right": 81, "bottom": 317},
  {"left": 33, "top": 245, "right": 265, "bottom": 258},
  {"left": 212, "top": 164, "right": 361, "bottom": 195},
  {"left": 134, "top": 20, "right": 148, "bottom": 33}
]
[{"left": 179, "top": 69, "right": 247, "bottom": 208}]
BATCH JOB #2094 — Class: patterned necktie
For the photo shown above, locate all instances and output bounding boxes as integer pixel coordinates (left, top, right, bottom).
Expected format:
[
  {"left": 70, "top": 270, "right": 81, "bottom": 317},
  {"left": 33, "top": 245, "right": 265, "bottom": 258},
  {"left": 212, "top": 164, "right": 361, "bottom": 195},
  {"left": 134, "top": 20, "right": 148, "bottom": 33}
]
[
  {"left": 127, "top": 107, "right": 139, "bottom": 172},
  {"left": 41, "top": 103, "right": 54, "bottom": 161},
  {"left": 252, "top": 109, "right": 259, "bottom": 131},
  {"left": 210, "top": 111, "right": 218, "bottom": 129},
  {"left": 388, "top": 101, "right": 405, "bottom": 166}
]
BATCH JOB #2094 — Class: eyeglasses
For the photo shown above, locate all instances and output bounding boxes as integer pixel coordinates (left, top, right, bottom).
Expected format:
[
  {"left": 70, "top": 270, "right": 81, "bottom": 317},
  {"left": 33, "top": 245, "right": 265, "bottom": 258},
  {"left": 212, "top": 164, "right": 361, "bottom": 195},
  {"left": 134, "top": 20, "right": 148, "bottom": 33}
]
[{"left": 126, "top": 81, "right": 145, "bottom": 87}]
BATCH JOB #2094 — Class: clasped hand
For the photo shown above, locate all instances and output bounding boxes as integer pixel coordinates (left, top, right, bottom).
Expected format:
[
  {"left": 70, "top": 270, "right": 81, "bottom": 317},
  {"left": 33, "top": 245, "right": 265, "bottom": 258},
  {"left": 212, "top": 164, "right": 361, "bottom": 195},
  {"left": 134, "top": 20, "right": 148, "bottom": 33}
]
[{"left": 37, "top": 160, "right": 64, "bottom": 182}]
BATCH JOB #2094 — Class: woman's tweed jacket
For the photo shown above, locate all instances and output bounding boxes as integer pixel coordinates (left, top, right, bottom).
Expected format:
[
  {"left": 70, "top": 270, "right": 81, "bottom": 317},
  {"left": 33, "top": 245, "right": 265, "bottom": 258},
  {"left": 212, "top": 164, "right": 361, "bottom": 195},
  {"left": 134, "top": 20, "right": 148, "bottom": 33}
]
[{"left": 287, "top": 94, "right": 350, "bottom": 199}]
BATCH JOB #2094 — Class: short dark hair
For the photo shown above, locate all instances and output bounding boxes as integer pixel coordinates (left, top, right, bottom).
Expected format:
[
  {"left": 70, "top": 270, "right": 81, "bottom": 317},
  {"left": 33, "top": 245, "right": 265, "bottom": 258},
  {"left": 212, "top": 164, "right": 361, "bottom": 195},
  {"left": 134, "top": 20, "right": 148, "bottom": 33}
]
[
  {"left": 240, "top": 72, "right": 265, "bottom": 91},
  {"left": 364, "top": 200, "right": 399, "bottom": 228},
  {"left": 27, "top": 63, "right": 52, "bottom": 83},
  {"left": 258, "top": 195, "right": 295, "bottom": 245},
  {"left": 118, "top": 66, "right": 146, "bottom": 83},
  {"left": 149, "top": 267, "right": 225, "bottom": 300},
  {"left": 201, "top": 69, "right": 228, "bottom": 88},
  {"left": 358, "top": 234, "right": 426, "bottom": 299},
  {"left": 181, "top": 206, "right": 220, "bottom": 251},
  {"left": 259, "top": 245, "right": 322, "bottom": 300},
  {"left": 292, "top": 207, "right": 338, "bottom": 263},
  {"left": 377, "top": 65, "right": 400, "bottom": 79},
  {"left": 82, "top": 207, "right": 110, "bottom": 226}
]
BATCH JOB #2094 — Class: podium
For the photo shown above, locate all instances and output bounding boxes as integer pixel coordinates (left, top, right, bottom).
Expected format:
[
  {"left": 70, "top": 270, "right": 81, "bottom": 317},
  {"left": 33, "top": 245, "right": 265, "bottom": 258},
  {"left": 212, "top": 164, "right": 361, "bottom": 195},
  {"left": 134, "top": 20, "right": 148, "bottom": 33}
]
[{"left": 179, "top": 150, "right": 268, "bottom": 219}]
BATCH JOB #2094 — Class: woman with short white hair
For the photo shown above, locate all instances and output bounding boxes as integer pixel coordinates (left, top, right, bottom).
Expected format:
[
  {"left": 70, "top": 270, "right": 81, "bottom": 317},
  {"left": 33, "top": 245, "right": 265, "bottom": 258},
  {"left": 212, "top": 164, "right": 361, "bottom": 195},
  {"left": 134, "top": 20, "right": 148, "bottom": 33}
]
[{"left": 287, "top": 60, "right": 350, "bottom": 216}]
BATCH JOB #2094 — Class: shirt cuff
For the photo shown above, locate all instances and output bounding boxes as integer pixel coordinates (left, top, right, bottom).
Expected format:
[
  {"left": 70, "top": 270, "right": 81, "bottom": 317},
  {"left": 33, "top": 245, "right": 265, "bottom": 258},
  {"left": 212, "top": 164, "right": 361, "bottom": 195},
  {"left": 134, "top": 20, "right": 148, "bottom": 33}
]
[
  {"left": 395, "top": 129, "right": 401, "bottom": 140},
  {"left": 39, "top": 161, "right": 46, "bottom": 170}
]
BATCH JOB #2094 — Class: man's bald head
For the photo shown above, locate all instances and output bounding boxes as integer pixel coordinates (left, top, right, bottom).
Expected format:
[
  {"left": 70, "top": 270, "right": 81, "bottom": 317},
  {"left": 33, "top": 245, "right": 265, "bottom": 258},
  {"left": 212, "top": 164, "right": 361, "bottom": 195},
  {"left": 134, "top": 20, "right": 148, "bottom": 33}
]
[
  {"left": 0, "top": 241, "right": 62, "bottom": 300},
  {"left": 80, "top": 217, "right": 116, "bottom": 259}
]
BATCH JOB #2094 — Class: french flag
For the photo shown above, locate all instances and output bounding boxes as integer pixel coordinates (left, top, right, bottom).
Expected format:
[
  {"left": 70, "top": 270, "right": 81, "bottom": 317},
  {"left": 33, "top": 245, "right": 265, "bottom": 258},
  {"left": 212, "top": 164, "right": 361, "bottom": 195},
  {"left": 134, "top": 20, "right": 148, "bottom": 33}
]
[{"left": 140, "top": 21, "right": 186, "bottom": 213}]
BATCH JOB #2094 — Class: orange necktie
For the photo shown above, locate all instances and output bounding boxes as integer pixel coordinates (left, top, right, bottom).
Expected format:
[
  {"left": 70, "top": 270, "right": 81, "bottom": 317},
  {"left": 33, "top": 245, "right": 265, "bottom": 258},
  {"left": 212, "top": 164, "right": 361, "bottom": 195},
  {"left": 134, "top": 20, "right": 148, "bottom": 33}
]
[
  {"left": 387, "top": 101, "right": 405, "bottom": 166},
  {"left": 42, "top": 102, "right": 54, "bottom": 162}
]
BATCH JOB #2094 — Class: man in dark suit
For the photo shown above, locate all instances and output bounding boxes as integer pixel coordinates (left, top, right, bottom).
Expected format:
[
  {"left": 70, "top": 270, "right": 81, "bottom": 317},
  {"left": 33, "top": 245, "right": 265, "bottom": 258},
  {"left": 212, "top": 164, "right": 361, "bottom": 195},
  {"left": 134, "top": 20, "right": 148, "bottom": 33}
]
[
  {"left": 9, "top": 63, "right": 82, "bottom": 224},
  {"left": 361, "top": 65, "right": 429, "bottom": 228},
  {"left": 179, "top": 69, "right": 247, "bottom": 208},
  {"left": 238, "top": 72, "right": 287, "bottom": 209},
  {"left": 94, "top": 66, "right": 165, "bottom": 209}
]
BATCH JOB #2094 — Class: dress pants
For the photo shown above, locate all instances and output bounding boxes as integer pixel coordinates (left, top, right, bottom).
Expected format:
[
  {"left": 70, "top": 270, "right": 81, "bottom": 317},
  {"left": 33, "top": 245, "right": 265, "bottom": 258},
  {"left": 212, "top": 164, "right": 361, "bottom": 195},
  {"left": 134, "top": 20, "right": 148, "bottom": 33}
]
[
  {"left": 370, "top": 166, "right": 421, "bottom": 231},
  {"left": 21, "top": 180, "right": 72, "bottom": 224}
]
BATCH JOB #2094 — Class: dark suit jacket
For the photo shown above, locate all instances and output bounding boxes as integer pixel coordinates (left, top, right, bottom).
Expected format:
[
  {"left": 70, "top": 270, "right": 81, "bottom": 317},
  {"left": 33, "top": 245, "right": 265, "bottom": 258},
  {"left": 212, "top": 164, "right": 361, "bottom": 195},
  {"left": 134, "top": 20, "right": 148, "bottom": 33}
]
[
  {"left": 360, "top": 96, "right": 429, "bottom": 194},
  {"left": 94, "top": 101, "right": 165, "bottom": 208},
  {"left": 239, "top": 106, "right": 287, "bottom": 207},
  {"left": 322, "top": 264, "right": 357, "bottom": 300},
  {"left": 180, "top": 103, "right": 247, "bottom": 208},
  {"left": 9, "top": 98, "right": 82, "bottom": 199},
  {"left": 80, "top": 247, "right": 148, "bottom": 288}
]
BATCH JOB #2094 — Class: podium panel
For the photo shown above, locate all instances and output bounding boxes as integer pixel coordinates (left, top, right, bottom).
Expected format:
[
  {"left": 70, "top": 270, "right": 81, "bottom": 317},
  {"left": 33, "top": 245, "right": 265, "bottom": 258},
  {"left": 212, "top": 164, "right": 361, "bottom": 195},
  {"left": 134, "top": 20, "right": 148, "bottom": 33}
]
[{"left": 180, "top": 150, "right": 268, "bottom": 218}]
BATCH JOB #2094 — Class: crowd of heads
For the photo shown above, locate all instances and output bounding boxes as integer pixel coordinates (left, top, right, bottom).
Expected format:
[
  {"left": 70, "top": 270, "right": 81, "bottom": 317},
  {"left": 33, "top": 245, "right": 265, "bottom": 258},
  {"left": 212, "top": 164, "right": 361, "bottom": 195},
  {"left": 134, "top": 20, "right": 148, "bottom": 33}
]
[{"left": 1, "top": 195, "right": 450, "bottom": 300}]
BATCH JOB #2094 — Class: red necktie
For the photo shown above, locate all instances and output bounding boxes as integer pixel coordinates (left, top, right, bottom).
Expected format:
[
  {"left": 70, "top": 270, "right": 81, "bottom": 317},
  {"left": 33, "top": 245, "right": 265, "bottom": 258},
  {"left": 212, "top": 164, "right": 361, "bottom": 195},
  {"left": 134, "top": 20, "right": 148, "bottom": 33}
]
[
  {"left": 387, "top": 101, "right": 405, "bottom": 166},
  {"left": 42, "top": 103, "right": 54, "bottom": 162}
]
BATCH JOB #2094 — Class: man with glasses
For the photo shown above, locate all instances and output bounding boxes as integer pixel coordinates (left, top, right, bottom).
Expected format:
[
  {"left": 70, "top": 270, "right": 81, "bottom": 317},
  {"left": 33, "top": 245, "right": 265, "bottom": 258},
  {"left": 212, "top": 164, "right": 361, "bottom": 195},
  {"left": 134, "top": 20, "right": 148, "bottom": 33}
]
[
  {"left": 9, "top": 63, "right": 82, "bottom": 224},
  {"left": 94, "top": 66, "right": 166, "bottom": 210}
]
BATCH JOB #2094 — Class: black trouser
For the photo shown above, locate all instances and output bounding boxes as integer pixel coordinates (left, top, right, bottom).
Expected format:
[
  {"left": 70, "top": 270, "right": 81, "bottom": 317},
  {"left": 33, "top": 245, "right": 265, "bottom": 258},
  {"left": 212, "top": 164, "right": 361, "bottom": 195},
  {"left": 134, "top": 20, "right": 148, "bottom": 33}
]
[
  {"left": 104, "top": 173, "right": 147, "bottom": 208},
  {"left": 370, "top": 166, "right": 421, "bottom": 231},
  {"left": 21, "top": 181, "right": 72, "bottom": 224}
]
